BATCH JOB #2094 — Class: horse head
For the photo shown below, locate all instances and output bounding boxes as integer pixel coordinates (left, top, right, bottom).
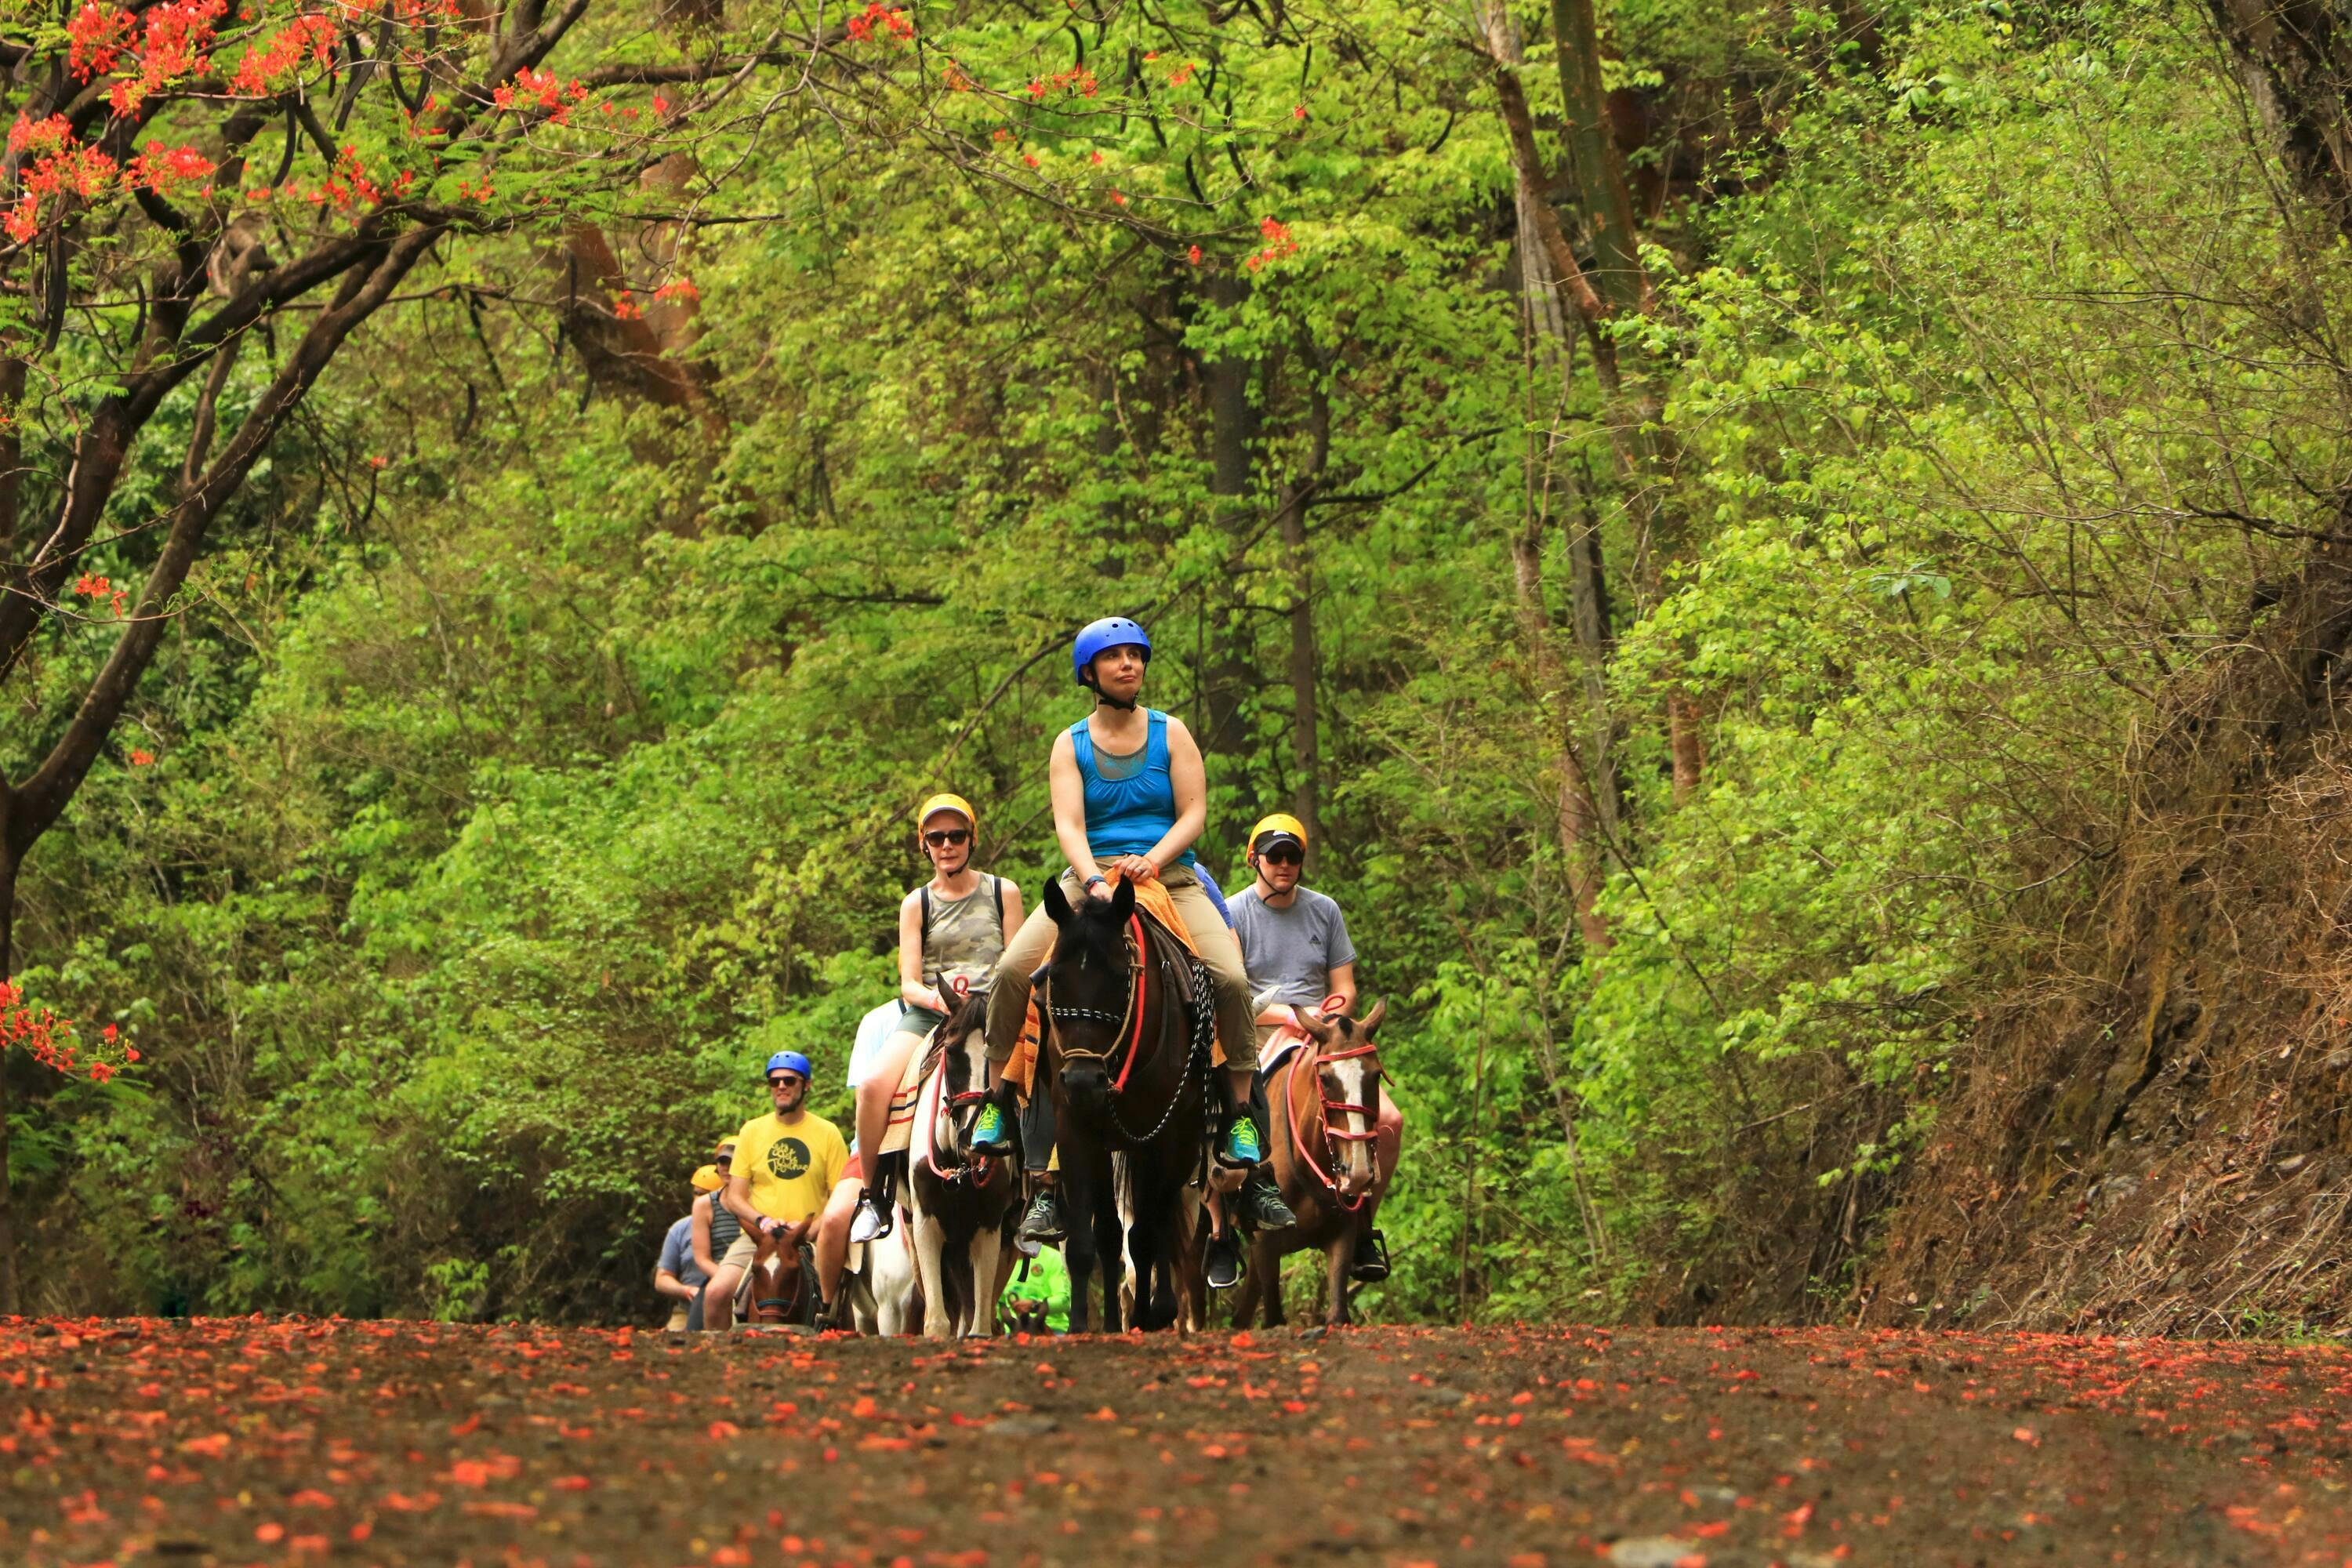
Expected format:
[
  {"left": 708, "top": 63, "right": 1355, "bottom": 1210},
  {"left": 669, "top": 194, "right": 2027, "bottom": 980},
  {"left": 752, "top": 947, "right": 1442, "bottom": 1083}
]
[
  {"left": 1290, "top": 998, "right": 1387, "bottom": 1199},
  {"left": 935, "top": 987, "right": 993, "bottom": 1163},
  {"left": 1040, "top": 874, "right": 1137, "bottom": 1120}
]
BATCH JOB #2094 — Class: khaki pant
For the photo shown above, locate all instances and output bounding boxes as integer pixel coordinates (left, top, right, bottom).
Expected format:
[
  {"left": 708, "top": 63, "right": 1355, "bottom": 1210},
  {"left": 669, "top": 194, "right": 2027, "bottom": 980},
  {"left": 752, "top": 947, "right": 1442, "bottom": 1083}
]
[{"left": 986, "top": 866, "right": 1255, "bottom": 1070}]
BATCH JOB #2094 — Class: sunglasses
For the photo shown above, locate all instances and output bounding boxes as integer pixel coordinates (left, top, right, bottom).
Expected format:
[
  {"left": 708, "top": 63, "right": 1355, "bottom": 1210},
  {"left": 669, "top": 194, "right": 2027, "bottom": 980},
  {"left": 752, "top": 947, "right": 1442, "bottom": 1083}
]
[
  {"left": 714, "top": 1152, "right": 733, "bottom": 1164},
  {"left": 1261, "top": 848, "right": 1303, "bottom": 866},
  {"left": 767, "top": 1075, "right": 805, "bottom": 1089},
  {"left": 924, "top": 828, "right": 971, "bottom": 848}
]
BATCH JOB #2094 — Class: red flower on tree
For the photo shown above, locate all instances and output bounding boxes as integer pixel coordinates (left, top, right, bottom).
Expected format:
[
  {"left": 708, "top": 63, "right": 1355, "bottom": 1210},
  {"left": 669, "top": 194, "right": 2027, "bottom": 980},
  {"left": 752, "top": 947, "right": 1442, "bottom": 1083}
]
[
  {"left": 1, "top": 980, "right": 132, "bottom": 1082},
  {"left": 67, "top": 3, "right": 136, "bottom": 82}
]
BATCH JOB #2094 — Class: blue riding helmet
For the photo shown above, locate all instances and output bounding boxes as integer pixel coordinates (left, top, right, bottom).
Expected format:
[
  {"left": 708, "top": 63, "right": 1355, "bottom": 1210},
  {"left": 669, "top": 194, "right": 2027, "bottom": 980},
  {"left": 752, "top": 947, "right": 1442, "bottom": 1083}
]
[
  {"left": 1072, "top": 617, "right": 1152, "bottom": 685},
  {"left": 764, "top": 1050, "right": 813, "bottom": 1081}
]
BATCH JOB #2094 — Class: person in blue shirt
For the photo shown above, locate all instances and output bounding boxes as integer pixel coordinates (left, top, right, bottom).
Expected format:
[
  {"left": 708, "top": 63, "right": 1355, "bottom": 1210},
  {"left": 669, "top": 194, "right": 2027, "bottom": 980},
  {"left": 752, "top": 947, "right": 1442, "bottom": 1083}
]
[
  {"left": 975, "top": 616, "right": 1295, "bottom": 1244},
  {"left": 654, "top": 1160, "right": 720, "bottom": 1330}
]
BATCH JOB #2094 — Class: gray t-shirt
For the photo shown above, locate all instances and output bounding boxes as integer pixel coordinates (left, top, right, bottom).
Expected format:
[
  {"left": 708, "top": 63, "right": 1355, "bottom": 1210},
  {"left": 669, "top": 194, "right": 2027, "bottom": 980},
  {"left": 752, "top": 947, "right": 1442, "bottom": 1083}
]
[
  {"left": 658, "top": 1214, "right": 708, "bottom": 1288},
  {"left": 1230, "top": 884, "right": 1357, "bottom": 1007}
]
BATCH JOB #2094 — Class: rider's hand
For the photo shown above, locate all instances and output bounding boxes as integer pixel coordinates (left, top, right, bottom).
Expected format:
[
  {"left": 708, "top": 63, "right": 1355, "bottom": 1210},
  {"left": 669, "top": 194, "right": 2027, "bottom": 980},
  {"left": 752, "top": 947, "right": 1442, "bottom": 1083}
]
[{"left": 1114, "top": 854, "right": 1159, "bottom": 884}]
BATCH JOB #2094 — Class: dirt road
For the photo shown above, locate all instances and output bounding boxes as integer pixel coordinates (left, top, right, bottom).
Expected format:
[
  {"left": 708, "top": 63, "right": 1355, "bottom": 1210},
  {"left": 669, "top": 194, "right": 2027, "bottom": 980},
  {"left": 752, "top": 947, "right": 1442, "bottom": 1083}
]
[{"left": 4, "top": 1318, "right": 2349, "bottom": 1566}]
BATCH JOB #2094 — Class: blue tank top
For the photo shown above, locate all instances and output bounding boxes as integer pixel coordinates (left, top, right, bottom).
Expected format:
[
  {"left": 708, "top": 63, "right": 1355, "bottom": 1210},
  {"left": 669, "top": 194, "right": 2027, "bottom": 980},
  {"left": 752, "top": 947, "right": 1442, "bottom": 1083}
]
[{"left": 1070, "top": 710, "right": 1196, "bottom": 868}]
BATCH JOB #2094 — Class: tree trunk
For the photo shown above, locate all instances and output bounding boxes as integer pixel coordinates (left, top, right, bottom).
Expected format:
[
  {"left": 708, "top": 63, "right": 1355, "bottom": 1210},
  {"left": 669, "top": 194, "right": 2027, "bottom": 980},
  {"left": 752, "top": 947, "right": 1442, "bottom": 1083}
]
[
  {"left": 1550, "top": 0, "right": 1649, "bottom": 314},
  {"left": 0, "top": 806, "right": 20, "bottom": 1316},
  {"left": 1563, "top": 474, "right": 1623, "bottom": 839},
  {"left": 2208, "top": 0, "right": 2352, "bottom": 240},
  {"left": 1486, "top": 0, "right": 1617, "bottom": 949},
  {"left": 1202, "top": 273, "right": 1258, "bottom": 758},
  {"left": 1276, "top": 370, "right": 1334, "bottom": 848}
]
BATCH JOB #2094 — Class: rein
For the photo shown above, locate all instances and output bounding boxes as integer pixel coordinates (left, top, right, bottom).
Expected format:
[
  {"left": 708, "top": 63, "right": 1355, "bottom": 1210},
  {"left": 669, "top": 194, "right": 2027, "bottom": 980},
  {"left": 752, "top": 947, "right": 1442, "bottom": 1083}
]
[{"left": 1285, "top": 999, "right": 1382, "bottom": 1213}]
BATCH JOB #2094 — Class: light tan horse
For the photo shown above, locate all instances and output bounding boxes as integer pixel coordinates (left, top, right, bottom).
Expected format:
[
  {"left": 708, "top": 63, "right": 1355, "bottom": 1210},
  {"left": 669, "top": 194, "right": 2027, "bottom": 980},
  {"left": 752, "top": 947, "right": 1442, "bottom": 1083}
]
[{"left": 1231, "top": 1000, "right": 1397, "bottom": 1328}]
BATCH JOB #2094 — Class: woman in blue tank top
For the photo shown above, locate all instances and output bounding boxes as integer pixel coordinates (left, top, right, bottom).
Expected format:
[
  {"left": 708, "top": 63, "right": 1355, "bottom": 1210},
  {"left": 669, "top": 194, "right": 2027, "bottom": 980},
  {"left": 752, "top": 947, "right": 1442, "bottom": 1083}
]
[{"left": 977, "top": 616, "right": 1298, "bottom": 1262}]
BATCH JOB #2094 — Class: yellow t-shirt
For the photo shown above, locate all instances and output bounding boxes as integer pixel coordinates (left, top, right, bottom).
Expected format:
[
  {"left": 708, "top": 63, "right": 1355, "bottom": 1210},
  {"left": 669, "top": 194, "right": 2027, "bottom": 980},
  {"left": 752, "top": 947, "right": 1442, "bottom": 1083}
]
[{"left": 731, "top": 1111, "right": 848, "bottom": 1224}]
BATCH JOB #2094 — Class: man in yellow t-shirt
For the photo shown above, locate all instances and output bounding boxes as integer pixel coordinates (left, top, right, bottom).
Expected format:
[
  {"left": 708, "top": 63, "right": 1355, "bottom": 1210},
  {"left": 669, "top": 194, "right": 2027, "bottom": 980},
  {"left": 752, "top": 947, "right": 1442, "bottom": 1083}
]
[{"left": 720, "top": 1050, "right": 858, "bottom": 1318}]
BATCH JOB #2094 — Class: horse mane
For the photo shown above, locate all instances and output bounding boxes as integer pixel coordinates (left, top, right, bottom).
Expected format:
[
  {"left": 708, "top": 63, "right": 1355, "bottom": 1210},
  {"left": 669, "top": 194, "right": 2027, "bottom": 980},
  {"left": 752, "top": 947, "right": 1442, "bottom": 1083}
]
[{"left": 938, "top": 988, "right": 988, "bottom": 1040}]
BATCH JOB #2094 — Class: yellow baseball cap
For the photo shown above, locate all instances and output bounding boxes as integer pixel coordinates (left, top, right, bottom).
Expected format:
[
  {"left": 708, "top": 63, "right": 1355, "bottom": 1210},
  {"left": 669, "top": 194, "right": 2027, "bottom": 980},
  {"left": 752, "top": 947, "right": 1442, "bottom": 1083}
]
[
  {"left": 1249, "top": 812, "right": 1308, "bottom": 854},
  {"left": 691, "top": 1164, "right": 724, "bottom": 1192},
  {"left": 916, "top": 793, "right": 977, "bottom": 832}
]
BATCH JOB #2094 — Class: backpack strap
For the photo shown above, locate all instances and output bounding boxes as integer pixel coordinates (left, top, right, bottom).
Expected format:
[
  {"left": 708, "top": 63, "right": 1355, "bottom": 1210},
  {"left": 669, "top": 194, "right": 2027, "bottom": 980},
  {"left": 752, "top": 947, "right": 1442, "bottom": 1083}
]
[{"left": 989, "top": 874, "right": 1005, "bottom": 942}]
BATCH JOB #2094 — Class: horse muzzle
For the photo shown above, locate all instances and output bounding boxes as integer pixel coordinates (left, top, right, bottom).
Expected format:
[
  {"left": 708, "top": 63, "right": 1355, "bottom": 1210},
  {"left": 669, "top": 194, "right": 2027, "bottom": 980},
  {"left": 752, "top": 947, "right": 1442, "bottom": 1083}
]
[{"left": 1061, "top": 1062, "right": 1111, "bottom": 1116}]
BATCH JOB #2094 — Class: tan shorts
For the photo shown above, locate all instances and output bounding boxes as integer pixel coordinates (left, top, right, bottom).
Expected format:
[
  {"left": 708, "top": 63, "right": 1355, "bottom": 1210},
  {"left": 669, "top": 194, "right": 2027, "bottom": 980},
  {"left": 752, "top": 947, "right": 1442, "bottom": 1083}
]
[
  {"left": 720, "top": 1232, "right": 760, "bottom": 1272},
  {"left": 664, "top": 1304, "right": 689, "bottom": 1332}
]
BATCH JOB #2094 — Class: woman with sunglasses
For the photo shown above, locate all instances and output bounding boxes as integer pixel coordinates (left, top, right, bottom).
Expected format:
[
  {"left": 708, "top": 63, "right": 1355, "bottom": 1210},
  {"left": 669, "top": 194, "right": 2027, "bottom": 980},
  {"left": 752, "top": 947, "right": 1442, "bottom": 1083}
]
[
  {"left": 849, "top": 792, "right": 1025, "bottom": 1244},
  {"left": 687, "top": 1138, "right": 743, "bottom": 1329}
]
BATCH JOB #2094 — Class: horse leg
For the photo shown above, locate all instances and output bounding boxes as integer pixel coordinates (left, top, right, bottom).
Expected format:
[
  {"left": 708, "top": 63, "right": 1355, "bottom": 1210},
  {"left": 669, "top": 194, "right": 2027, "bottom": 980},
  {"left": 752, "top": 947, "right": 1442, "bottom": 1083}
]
[
  {"left": 1062, "top": 1170, "right": 1094, "bottom": 1335},
  {"left": 965, "top": 1221, "right": 1003, "bottom": 1339},
  {"left": 1256, "top": 1232, "right": 1288, "bottom": 1328},
  {"left": 912, "top": 1206, "right": 951, "bottom": 1341},
  {"left": 875, "top": 1233, "right": 913, "bottom": 1336},
  {"left": 1229, "top": 1265, "right": 1260, "bottom": 1330},
  {"left": 1095, "top": 1176, "right": 1125, "bottom": 1334},
  {"left": 1326, "top": 1229, "right": 1352, "bottom": 1327},
  {"left": 1127, "top": 1193, "right": 1163, "bottom": 1332}
]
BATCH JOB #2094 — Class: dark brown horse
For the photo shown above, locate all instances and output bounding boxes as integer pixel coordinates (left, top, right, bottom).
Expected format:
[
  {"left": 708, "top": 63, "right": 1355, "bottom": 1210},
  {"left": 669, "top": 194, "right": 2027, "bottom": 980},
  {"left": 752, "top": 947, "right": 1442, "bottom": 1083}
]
[
  {"left": 1231, "top": 1001, "right": 1396, "bottom": 1328},
  {"left": 1038, "top": 876, "right": 1216, "bottom": 1333}
]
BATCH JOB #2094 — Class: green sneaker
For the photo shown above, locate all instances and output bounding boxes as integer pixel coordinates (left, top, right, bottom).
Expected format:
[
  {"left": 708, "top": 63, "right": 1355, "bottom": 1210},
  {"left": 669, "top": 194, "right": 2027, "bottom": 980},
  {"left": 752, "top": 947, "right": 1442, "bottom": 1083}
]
[
  {"left": 970, "top": 1102, "right": 1013, "bottom": 1155},
  {"left": 1223, "top": 1113, "right": 1265, "bottom": 1167}
]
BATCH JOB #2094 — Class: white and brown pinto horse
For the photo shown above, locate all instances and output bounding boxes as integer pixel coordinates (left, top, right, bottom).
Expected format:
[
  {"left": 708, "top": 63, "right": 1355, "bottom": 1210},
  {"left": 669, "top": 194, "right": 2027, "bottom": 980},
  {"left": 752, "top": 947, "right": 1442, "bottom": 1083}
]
[
  {"left": 1232, "top": 999, "right": 1399, "bottom": 1328},
  {"left": 904, "top": 990, "right": 1016, "bottom": 1338}
]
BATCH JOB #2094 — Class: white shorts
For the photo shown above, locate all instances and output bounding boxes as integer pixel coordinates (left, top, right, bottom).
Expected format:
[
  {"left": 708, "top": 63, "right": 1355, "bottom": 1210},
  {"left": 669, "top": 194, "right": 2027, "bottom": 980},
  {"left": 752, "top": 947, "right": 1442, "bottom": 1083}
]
[{"left": 847, "top": 1000, "right": 902, "bottom": 1091}]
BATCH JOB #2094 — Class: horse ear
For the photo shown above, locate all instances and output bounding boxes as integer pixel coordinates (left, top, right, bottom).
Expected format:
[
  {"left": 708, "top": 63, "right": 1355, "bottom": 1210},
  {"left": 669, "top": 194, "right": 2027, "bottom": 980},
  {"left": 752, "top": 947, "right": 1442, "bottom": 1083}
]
[
  {"left": 1290, "top": 1004, "right": 1335, "bottom": 1044},
  {"left": 1358, "top": 998, "right": 1386, "bottom": 1036},
  {"left": 1043, "top": 877, "right": 1073, "bottom": 924},
  {"left": 1108, "top": 875, "right": 1135, "bottom": 922}
]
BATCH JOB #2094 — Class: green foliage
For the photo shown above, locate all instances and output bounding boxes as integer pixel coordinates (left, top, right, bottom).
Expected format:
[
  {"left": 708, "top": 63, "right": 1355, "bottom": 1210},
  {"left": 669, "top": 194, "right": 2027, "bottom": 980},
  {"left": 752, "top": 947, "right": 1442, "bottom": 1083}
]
[{"left": 13, "top": 0, "right": 2335, "bottom": 1325}]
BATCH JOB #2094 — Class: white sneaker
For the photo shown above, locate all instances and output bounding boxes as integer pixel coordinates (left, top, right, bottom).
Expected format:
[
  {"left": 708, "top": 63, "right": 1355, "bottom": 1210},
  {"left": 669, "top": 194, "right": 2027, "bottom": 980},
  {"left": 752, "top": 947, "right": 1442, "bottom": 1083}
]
[{"left": 851, "top": 1200, "right": 888, "bottom": 1244}]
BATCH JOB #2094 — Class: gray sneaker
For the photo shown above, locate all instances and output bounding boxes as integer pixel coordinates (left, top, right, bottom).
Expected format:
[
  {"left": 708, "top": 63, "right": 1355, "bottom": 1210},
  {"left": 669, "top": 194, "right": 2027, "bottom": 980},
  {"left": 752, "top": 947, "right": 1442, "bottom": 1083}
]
[
  {"left": 1017, "top": 1188, "right": 1067, "bottom": 1244},
  {"left": 1241, "top": 1175, "right": 1298, "bottom": 1232}
]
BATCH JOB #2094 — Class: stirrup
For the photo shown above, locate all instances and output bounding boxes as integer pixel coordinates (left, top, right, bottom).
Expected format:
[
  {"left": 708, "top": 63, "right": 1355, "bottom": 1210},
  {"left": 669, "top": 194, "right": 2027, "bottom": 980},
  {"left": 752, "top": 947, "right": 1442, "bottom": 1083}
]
[
  {"left": 851, "top": 1195, "right": 892, "bottom": 1245},
  {"left": 1350, "top": 1227, "right": 1392, "bottom": 1283},
  {"left": 1205, "top": 1230, "right": 1244, "bottom": 1290}
]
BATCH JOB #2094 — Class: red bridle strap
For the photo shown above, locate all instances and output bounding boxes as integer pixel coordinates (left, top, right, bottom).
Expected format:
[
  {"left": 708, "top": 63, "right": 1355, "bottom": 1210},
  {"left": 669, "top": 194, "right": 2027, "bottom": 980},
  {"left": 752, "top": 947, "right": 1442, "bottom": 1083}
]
[{"left": 1285, "top": 1029, "right": 1381, "bottom": 1210}]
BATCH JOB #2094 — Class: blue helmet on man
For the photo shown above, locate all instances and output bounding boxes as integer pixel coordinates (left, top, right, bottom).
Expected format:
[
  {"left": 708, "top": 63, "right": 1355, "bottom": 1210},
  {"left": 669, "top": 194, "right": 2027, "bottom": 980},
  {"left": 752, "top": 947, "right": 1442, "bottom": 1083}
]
[
  {"left": 764, "top": 1050, "right": 812, "bottom": 1081},
  {"left": 1072, "top": 616, "right": 1151, "bottom": 686}
]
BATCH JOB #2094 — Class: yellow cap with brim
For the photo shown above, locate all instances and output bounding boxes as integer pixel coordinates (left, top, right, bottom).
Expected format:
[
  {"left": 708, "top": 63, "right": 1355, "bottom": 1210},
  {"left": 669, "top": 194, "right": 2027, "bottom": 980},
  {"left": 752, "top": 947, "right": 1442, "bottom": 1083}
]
[
  {"left": 916, "top": 793, "right": 977, "bottom": 832},
  {"left": 691, "top": 1163, "right": 724, "bottom": 1192},
  {"left": 1249, "top": 812, "right": 1308, "bottom": 854}
]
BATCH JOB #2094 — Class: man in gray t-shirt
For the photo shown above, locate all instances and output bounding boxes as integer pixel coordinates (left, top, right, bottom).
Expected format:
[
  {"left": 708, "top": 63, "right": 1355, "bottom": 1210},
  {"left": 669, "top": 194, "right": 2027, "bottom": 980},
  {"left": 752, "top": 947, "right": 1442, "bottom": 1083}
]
[
  {"left": 1229, "top": 811, "right": 1396, "bottom": 1286},
  {"left": 1229, "top": 814, "right": 1358, "bottom": 1041}
]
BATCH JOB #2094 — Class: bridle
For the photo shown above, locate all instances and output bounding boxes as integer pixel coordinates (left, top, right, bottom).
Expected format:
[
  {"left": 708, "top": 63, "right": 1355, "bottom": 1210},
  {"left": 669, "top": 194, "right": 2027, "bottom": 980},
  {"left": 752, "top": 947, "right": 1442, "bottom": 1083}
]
[
  {"left": 930, "top": 975, "right": 1000, "bottom": 1185},
  {"left": 1046, "top": 909, "right": 1211, "bottom": 1146},
  {"left": 1286, "top": 998, "right": 1383, "bottom": 1213}
]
